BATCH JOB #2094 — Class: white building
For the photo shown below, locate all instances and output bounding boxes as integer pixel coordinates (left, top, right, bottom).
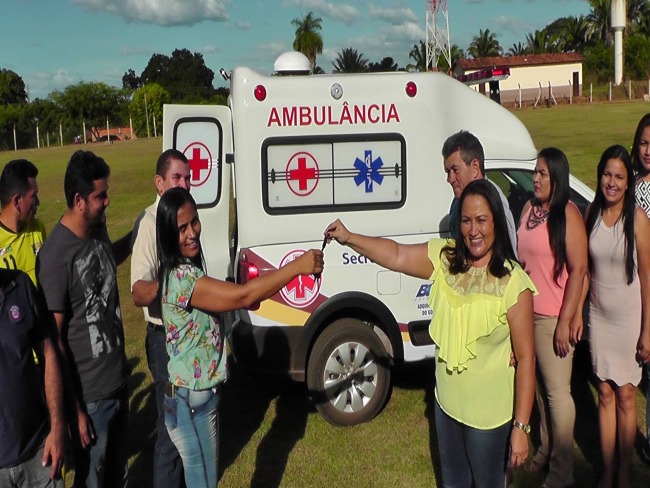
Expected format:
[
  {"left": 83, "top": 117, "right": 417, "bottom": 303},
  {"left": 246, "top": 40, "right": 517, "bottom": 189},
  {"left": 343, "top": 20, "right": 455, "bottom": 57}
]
[{"left": 454, "top": 53, "right": 585, "bottom": 105}]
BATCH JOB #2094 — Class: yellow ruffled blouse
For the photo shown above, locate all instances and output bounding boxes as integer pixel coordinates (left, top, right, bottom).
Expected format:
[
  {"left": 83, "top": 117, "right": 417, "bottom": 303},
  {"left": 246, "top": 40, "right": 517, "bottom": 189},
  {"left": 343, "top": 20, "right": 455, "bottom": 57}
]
[{"left": 427, "top": 239, "right": 536, "bottom": 429}]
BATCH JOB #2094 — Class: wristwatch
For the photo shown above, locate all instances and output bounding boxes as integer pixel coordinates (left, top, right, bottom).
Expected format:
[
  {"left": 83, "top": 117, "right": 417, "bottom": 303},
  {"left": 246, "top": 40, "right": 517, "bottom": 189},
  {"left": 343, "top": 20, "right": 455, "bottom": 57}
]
[{"left": 513, "top": 419, "right": 531, "bottom": 434}]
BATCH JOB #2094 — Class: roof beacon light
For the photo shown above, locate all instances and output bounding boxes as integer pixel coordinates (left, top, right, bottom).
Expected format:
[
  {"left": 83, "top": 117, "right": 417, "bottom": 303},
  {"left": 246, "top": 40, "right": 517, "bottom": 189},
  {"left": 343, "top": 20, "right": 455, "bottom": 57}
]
[
  {"left": 254, "top": 84, "right": 267, "bottom": 102},
  {"left": 405, "top": 81, "right": 417, "bottom": 98}
]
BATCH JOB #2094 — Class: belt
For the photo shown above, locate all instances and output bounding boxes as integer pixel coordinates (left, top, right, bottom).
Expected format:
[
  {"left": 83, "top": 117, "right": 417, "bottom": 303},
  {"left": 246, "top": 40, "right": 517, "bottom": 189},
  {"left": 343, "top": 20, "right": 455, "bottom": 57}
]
[
  {"left": 165, "top": 381, "right": 177, "bottom": 398},
  {"left": 147, "top": 322, "right": 165, "bottom": 333}
]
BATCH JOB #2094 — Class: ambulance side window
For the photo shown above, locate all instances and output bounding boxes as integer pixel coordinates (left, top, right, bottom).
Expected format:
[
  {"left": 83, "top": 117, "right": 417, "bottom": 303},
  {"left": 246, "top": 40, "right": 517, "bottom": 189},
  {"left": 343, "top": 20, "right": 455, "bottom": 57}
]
[
  {"left": 486, "top": 169, "right": 590, "bottom": 228},
  {"left": 262, "top": 134, "right": 406, "bottom": 215}
]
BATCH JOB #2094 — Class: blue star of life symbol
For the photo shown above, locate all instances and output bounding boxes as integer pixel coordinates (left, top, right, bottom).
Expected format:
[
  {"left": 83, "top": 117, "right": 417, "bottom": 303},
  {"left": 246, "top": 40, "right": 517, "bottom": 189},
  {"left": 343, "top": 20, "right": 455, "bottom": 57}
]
[{"left": 353, "top": 150, "right": 384, "bottom": 193}]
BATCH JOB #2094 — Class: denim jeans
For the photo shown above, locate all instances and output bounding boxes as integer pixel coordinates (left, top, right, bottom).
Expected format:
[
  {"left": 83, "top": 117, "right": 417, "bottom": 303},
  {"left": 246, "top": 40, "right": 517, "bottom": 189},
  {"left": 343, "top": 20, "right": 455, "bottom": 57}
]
[
  {"left": 73, "top": 388, "right": 129, "bottom": 488},
  {"left": 0, "top": 443, "right": 63, "bottom": 488},
  {"left": 434, "top": 400, "right": 510, "bottom": 488},
  {"left": 165, "top": 386, "right": 220, "bottom": 488},
  {"left": 147, "top": 324, "right": 185, "bottom": 488}
]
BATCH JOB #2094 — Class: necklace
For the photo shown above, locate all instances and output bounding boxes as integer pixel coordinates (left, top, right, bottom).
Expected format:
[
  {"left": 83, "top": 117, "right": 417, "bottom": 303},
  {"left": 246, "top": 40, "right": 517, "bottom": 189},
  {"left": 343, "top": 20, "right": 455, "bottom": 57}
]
[{"left": 526, "top": 204, "right": 549, "bottom": 230}]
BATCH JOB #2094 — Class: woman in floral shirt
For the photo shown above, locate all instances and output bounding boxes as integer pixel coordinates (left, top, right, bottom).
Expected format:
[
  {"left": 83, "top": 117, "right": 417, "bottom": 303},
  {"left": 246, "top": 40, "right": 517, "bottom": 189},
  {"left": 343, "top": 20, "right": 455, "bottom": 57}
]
[{"left": 156, "top": 188, "right": 323, "bottom": 488}]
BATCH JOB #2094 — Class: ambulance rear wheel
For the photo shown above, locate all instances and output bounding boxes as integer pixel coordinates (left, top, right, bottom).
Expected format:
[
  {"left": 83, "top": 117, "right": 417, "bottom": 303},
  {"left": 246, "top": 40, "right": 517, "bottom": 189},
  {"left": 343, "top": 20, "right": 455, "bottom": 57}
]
[{"left": 307, "top": 318, "right": 391, "bottom": 426}]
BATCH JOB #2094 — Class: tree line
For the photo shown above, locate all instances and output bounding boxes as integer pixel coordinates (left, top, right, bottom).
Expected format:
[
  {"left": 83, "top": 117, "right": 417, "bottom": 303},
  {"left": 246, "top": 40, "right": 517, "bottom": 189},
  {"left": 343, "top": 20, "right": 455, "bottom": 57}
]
[{"left": 1, "top": 1, "right": 650, "bottom": 150}]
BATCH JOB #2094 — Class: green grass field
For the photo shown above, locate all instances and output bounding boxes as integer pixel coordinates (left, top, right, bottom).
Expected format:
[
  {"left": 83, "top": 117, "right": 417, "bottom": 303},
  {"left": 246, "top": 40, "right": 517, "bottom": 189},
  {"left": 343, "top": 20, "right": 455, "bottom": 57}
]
[{"left": 5, "top": 100, "right": 650, "bottom": 487}]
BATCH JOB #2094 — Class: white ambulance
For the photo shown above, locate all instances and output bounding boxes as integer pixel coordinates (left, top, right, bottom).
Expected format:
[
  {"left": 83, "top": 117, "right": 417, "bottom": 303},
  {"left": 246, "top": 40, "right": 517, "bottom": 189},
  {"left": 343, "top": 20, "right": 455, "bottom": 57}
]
[{"left": 162, "top": 52, "right": 594, "bottom": 426}]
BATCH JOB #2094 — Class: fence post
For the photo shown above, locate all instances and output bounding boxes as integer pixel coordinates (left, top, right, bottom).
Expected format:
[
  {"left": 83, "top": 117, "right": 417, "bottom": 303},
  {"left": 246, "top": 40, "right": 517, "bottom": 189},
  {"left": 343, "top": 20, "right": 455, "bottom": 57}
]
[
  {"left": 518, "top": 83, "right": 522, "bottom": 108},
  {"left": 629, "top": 79, "right": 632, "bottom": 100},
  {"left": 590, "top": 83, "right": 593, "bottom": 103},
  {"left": 609, "top": 82, "right": 612, "bottom": 101},
  {"left": 568, "top": 80, "right": 572, "bottom": 104}
]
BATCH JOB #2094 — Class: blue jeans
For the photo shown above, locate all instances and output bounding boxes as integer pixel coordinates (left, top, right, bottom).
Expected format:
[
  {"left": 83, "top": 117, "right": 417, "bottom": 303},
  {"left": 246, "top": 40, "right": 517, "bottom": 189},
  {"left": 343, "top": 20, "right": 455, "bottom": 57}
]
[
  {"left": 165, "top": 386, "right": 220, "bottom": 488},
  {"left": 73, "top": 388, "right": 129, "bottom": 488},
  {"left": 0, "top": 443, "right": 63, "bottom": 488},
  {"left": 147, "top": 324, "right": 185, "bottom": 488},
  {"left": 434, "top": 400, "right": 510, "bottom": 488}
]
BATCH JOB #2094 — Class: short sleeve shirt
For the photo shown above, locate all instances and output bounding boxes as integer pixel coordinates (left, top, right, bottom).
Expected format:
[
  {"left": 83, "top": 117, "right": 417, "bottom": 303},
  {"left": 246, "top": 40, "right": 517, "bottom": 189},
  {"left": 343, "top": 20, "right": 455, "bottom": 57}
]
[
  {"left": 427, "top": 239, "right": 536, "bottom": 429},
  {"left": 162, "top": 262, "right": 227, "bottom": 390},
  {"left": 0, "top": 269, "right": 49, "bottom": 468},
  {"left": 37, "top": 222, "right": 130, "bottom": 403},
  {"left": 0, "top": 218, "right": 46, "bottom": 285}
]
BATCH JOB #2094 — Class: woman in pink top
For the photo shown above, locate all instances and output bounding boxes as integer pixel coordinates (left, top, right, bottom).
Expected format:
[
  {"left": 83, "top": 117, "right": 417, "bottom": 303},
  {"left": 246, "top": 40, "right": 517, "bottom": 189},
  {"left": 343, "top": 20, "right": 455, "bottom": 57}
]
[{"left": 517, "top": 147, "right": 588, "bottom": 488}]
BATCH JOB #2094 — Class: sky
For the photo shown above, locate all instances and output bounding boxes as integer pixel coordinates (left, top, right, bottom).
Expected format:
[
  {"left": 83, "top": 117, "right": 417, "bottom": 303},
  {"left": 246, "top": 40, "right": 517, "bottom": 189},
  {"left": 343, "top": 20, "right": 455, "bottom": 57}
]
[{"left": 2, "top": 0, "right": 593, "bottom": 100}]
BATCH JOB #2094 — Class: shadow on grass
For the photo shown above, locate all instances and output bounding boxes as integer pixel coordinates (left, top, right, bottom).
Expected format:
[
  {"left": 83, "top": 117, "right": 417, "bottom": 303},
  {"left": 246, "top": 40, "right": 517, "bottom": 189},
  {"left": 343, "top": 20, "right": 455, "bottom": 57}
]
[
  {"left": 219, "top": 328, "right": 315, "bottom": 488},
  {"left": 125, "top": 357, "right": 158, "bottom": 486},
  {"left": 391, "top": 359, "right": 443, "bottom": 487}
]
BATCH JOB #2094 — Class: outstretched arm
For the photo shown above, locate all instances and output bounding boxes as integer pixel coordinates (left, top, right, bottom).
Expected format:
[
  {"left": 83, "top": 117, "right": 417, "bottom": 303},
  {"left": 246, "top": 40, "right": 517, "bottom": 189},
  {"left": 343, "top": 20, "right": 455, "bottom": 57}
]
[
  {"left": 325, "top": 219, "right": 433, "bottom": 279},
  {"left": 190, "top": 249, "right": 324, "bottom": 313}
]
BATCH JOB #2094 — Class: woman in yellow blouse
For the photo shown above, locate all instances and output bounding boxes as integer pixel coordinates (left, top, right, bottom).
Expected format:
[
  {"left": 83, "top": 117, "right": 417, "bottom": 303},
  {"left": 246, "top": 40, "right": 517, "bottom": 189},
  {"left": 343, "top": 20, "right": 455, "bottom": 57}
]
[{"left": 325, "top": 179, "right": 536, "bottom": 487}]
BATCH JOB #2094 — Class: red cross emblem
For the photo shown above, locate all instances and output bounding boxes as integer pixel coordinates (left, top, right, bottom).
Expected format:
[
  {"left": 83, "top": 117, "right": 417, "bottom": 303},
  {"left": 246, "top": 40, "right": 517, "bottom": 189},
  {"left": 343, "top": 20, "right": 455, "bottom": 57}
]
[
  {"left": 183, "top": 142, "right": 213, "bottom": 187},
  {"left": 286, "top": 151, "right": 319, "bottom": 196},
  {"left": 279, "top": 250, "right": 320, "bottom": 308}
]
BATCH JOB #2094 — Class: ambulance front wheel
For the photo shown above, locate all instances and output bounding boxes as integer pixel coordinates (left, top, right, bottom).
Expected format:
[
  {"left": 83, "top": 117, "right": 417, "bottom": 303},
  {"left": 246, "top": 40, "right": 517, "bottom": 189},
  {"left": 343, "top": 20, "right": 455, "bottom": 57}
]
[{"left": 307, "top": 318, "right": 391, "bottom": 426}]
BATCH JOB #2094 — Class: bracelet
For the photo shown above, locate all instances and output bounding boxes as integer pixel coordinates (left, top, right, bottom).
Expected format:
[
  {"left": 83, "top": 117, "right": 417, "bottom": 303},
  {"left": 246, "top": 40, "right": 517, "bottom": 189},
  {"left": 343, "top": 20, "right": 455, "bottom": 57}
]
[{"left": 512, "top": 419, "right": 530, "bottom": 434}]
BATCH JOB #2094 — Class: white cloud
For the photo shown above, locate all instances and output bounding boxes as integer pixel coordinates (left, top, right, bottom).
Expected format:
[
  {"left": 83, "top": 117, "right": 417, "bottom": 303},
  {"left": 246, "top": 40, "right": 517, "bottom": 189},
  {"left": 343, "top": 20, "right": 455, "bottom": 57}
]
[
  {"left": 493, "top": 15, "right": 535, "bottom": 40},
  {"left": 120, "top": 46, "right": 152, "bottom": 56},
  {"left": 235, "top": 21, "right": 251, "bottom": 30},
  {"left": 282, "top": 0, "right": 359, "bottom": 25},
  {"left": 201, "top": 45, "right": 220, "bottom": 54},
  {"left": 71, "top": 0, "right": 230, "bottom": 26},
  {"left": 26, "top": 69, "right": 75, "bottom": 99},
  {"left": 367, "top": 5, "right": 418, "bottom": 25}
]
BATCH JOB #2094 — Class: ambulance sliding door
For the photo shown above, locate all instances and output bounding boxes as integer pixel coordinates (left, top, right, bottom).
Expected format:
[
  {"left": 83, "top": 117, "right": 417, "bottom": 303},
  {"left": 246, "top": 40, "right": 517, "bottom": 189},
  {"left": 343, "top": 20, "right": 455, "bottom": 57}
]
[{"left": 162, "top": 105, "right": 233, "bottom": 280}]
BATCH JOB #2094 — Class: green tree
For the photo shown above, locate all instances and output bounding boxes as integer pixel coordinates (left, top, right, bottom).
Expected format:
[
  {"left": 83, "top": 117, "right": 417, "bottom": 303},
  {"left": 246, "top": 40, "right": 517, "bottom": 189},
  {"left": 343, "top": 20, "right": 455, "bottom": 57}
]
[
  {"left": 140, "top": 49, "right": 215, "bottom": 103},
  {"left": 332, "top": 48, "right": 368, "bottom": 73},
  {"left": 129, "top": 83, "right": 171, "bottom": 138},
  {"left": 525, "top": 28, "right": 560, "bottom": 54},
  {"left": 50, "top": 82, "right": 129, "bottom": 141},
  {"left": 407, "top": 41, "right": 428, "bottom": 72},
  {"left": 586, "top": 0, "right": 612, "bottom": 45},
  {"left": 0, "top": 104, "right": 30, "bottom": 150},
  {"left": 437, "top": 44, "right": 465, "bottom": 72},
  {"left": 29, "top": 98, "right": 65, "bottom": 145},
  {"left": 468, "top": 29, "right": 503, "bottom": 58},
  {"left": 368, "top": 57, "right": 399, "bottom": 72},
  {"left": 0, "top": 69, "right": 28, "bottom": 105},
  {"left": 555, "top": 15, "right": 590, "bottom": 52},
  {"left": 507, "top": 42, "right": 528, "bottom": 56},
  {"left": 625, "top": 33, "right": 650, "bottom": 79},
  {"left": 291, "top": 12, "right": 323, "bottom": 71},
  {"left": 584, "top": 43, "right": 614, "bottom": 83},
  {"left": 122, "top": 69, "right": 142, "bottom": 90}
]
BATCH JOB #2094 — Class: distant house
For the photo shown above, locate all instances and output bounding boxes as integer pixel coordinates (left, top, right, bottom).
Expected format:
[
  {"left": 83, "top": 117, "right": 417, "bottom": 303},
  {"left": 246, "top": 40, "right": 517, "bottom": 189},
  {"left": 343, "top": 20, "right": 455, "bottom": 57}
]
[
  {"left": 454, "top": 52, "right": 585, "bottom": 105},
  {"left": 88, "top": 126, "right": 136, "bottom": 143}
]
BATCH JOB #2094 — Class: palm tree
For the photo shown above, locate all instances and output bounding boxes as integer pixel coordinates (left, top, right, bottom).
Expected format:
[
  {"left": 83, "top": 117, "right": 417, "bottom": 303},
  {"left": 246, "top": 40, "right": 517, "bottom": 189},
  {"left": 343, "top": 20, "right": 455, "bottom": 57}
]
[
  {"left": 437, "top": 44, "right": 465, "bottom": 72},
  {"left": 408, "top": 40, "right": 428, "bottom": 72},
  {"left": 368, "top": 57, "right": 399, "bottom": 72},
  {"left": 628, "top": 0, "right": 650, "bottom": 34},
  {"left": 467, "top": 29, "right": 503, "bottom": 58},
  {"left": 507, "top": 42, "right": 528, "bottom": 56},
  {"left": 332, "top": 48, "right": 368, "bottom": 73},
  {"left": 525, "top": 28, "right": 560, "bottom": 54},
  {"left": 586, "top": 0, "right": 612, "bottom": 45},
  {"left": 291, "top": 12, "right": 323, "bottom": 71},
  {"left": 556, "top": 15, "right": 590, "bottom": 52}
]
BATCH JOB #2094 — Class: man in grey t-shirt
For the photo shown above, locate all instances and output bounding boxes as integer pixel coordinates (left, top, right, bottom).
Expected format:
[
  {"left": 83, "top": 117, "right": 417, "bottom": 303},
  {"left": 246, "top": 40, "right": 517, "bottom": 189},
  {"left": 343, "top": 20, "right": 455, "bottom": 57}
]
[
  {"left": 37, "top": 150, "right": 132, "bottom": 488},
  {"left": 442, "top": 130, "right": 518, "bottom": 255}
]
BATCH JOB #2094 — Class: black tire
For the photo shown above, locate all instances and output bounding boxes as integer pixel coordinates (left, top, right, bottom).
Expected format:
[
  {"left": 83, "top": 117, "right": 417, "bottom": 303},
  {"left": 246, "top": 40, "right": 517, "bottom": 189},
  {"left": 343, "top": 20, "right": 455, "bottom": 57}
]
[{"left": 307, "top": 318, "right": 392, "bottom": 426}]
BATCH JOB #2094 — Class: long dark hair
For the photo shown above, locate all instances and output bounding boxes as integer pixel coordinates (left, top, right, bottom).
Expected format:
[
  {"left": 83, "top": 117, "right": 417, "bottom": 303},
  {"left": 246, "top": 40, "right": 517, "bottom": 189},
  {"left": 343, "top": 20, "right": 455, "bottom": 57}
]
[
  {"left": 156, "top": 187, "right": 204, "bottom": 293},
  {"left": 537, "top": 147, "right": 570, "bottom": 284},
  {"left": 631, "top": 113, "right": 650, "bottom": 177},
  {"left": 585, "top": 145, "right": 636, "bottom": 284},
  {"left": 443, "top": 179, "right": 518, "bottom": 278}
]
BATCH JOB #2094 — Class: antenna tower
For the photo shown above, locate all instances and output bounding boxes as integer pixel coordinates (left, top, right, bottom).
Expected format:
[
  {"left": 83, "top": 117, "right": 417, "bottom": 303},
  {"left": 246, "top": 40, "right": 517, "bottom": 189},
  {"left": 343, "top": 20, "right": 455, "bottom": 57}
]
[{"left": 426, "top": 0, "right": 451, "bottom": 71}]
